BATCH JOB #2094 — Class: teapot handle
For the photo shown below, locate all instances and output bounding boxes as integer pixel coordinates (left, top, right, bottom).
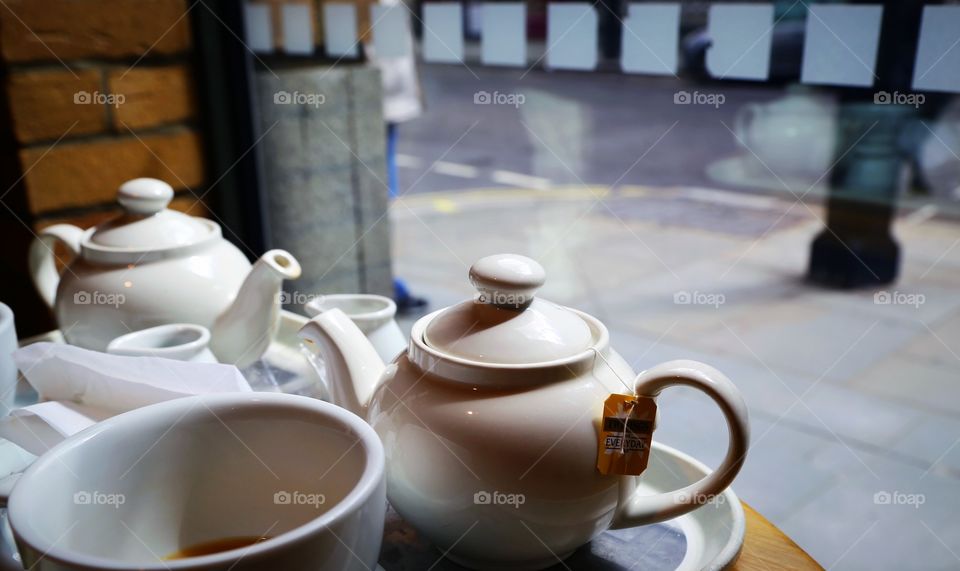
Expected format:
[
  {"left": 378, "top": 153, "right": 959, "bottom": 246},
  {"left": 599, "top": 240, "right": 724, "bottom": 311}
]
[
  {"left": 28, "top": 224, "right": 84, "bottom": 308},
  {"left": 610, "top": 359, "right": 749, "bottom": 528}
]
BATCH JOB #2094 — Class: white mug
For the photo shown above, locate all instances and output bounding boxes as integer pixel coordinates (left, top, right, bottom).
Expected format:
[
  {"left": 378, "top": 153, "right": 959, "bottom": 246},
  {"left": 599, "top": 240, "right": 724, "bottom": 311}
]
[{"left": 7, "top": 392, "right": 386, "bottom": 570}]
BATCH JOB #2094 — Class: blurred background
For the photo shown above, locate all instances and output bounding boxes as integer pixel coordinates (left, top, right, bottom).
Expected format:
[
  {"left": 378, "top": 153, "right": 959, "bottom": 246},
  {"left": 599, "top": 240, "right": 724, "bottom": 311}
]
[{"left": 1, "top": 0, "right": 959, "bottom": 568}]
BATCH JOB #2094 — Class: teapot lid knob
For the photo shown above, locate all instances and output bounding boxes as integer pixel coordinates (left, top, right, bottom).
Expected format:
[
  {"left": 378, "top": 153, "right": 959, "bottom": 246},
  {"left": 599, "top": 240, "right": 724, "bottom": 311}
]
[
  {"left": 117, "top": 178, "right": 174, "bottom": 215},
  {"left": 469, "top": 254, "right": 546, "bottom": 308}
]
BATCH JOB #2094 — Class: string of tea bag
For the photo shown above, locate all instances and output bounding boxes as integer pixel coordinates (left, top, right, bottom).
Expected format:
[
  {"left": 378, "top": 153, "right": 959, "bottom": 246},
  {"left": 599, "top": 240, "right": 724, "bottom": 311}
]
[
  {"left": 591, "top": 348, "right": 657, "bottom": 476},
  {"left": 589, "top": 348, "right": 635, "bottom": 394}
]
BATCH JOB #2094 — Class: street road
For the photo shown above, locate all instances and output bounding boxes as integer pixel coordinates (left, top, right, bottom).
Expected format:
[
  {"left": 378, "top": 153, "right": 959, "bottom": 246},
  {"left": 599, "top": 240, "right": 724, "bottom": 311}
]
[{"left": 396, "top": 63, "right": 790, "bottom": 196}]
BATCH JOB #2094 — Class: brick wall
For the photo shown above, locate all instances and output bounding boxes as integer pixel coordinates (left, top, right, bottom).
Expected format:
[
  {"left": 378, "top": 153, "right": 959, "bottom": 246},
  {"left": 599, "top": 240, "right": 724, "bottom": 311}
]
[
  {"left": 0, "top": 0, "right": 210, "bottom": 335},
  {"left": 2, "top": 0, "right": 208, "bottom": 228}
]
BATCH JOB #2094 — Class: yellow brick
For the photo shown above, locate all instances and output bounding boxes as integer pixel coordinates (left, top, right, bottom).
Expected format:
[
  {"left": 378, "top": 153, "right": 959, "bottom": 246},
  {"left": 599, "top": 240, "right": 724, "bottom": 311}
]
[
  {"left": 21, "top": 130, "right": 205, "bottom": 214},
  {"left": 7, "top": 68, "right": 107, "bottom": 143},
  {"left": 108, "top": 65, "right": 196, "bottom": 130},
  {"left": 1, "top": 0, "right": 191, "bottom": 62}
]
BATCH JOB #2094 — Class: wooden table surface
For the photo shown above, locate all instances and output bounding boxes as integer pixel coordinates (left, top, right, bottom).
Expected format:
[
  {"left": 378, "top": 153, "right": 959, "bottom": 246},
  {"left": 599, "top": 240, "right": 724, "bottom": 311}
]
[{"left": 732, "top": 503, "right": 823, "bottom": 570}]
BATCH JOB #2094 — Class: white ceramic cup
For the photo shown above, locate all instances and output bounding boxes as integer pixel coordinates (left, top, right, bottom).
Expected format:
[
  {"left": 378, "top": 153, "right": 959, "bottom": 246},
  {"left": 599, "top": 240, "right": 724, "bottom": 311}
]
[
  {"left": 7, "top": 392, "right": 386, "bottom": 571},
  {"left": 304, "top": 294, "right": 405, "bottom": 364},
  {"left": 0, "top": 303, "right": 17, "bottom": 412},
  {"left": 106, "top": 323, "right": 218, "bottom": 363}
]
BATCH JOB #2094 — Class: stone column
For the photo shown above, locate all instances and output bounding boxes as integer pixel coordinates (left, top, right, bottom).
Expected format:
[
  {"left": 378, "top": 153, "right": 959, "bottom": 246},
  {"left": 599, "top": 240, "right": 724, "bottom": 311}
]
[{"left": 254, "top": 64, "right": 393, "bottom": 304}]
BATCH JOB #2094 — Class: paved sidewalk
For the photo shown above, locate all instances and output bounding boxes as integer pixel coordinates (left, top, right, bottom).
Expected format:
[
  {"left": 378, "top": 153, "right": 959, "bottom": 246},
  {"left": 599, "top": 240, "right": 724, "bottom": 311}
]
[{"left": 391, "top": 185, "right": 960, "bottom": 570}]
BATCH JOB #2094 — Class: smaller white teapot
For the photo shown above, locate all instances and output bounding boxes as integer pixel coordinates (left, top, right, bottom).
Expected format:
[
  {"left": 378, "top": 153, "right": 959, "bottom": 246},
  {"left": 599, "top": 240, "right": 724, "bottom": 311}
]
[
  {"left": 300, "top": 254, "right": 750, "bottom": 570},
  {"left": 734, "top": 90, "right": 837, "bottom": 176},
  {"left": 29, "top": 178, "right": 301, "bottom": 367}
]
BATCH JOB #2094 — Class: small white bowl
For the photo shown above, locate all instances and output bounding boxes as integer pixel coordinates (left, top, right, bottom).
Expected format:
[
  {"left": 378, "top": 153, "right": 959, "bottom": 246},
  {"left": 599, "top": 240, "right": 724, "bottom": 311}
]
[{"left": 106, "top": 323, "right": 216, "bottom": 363}]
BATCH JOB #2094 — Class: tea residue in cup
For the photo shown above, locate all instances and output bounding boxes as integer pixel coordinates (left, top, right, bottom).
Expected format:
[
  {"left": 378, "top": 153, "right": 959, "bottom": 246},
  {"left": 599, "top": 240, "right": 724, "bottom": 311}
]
[{"left": 166, "top": 536, "right": 271, "bottom": 559}]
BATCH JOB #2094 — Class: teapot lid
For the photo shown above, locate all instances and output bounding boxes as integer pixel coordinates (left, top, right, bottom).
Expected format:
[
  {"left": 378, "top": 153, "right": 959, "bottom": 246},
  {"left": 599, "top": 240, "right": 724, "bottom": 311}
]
[
  {"left": 87, "top": 178, "right": 214, "bottom": 250},
  {"left": 423, "top": 254, "right": 594, "bottom": 364}
]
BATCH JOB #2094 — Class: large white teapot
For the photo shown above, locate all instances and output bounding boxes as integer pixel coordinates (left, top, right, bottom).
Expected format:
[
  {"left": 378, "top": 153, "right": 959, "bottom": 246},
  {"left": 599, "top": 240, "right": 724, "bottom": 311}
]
[
  {"left": 299, "top": 254, "right": 749, "bottom": 570},
  {"left": 29, "top": 178, "right": 301, "bottom": 366}
]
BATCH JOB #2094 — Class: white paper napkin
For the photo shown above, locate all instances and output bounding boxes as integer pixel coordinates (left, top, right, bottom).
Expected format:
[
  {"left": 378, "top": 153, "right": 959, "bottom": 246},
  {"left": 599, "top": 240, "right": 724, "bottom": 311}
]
[
  {"left": 0, "top": 401, "right": 112, "bottom": 456},
  {"left": 2, "top": 342, "right": 252, "bottom": 455}
]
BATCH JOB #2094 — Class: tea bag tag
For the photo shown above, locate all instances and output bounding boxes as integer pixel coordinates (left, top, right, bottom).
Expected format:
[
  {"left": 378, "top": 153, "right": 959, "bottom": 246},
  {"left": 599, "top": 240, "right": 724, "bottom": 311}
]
[{"left": 597, "top": 393, "right": 656, "bottom": 476}]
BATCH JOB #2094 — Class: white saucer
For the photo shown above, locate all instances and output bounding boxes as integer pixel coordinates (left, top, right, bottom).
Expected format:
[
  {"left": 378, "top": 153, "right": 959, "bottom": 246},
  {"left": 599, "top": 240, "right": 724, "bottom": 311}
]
[{"left": 644, "top": 441, "right": 745, "bottom": 571}]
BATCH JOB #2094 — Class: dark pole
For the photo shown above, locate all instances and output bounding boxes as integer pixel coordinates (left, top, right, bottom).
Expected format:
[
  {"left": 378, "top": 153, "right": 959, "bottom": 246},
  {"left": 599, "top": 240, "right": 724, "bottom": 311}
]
[
  {"left": 0, "top": 61, "right": 55, "bottom": 336},
  {"left": 190, "top": 0, "right": 268, "bottom": 258},
  {"left": 597, "top": 0, "right": 623, "bottom": 61},
  {"left": 806, "top": 0, "right": 925, "bottom": 288}
]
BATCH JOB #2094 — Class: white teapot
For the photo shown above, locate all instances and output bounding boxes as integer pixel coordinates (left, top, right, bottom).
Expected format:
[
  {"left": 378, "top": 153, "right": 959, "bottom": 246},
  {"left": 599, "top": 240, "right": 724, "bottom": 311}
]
[
  {"left": 299, "top": 254, "right": 750, "bottom": 570},
  {"left": 29, "top": 178, "right": 301, "bottom": 367},
  {"left": 734, "top": 90, "right": 837, "bottom": 176}
]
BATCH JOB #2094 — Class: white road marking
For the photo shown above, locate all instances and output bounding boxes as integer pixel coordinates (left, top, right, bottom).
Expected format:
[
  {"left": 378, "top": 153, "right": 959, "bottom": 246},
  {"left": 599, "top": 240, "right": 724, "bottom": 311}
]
[
  {"left": 491, "top": 169, "right": 551, "bottom": 190},
  {"left": 396, "top": 154, "right": 553, "bottom": 188},
  {"left": 432, "top": 161, "right": 479, "bottom": 178},
  {"left": 395, "top": 154, "right": 423, "bottom": 168}
]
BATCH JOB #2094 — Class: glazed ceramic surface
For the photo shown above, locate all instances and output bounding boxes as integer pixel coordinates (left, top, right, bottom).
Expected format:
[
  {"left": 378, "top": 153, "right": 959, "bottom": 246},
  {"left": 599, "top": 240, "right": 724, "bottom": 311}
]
[
  {"left": 299, "top": 254, "right": 750, "bottom": 570},
  {"left": 106, "top": 324, "right": 217, "bottom": 363},
  {"left": 376, "top": 441, "right": 746, "bottom": 571},
  {"left": 7, "top": 393, "right": 385, "bottom": 571},
  {"left": 304, "top": 294, "right": 405, "bottom": 364},
  {"left": 28, "top": 178, "right": 300, "bottom": 362}
]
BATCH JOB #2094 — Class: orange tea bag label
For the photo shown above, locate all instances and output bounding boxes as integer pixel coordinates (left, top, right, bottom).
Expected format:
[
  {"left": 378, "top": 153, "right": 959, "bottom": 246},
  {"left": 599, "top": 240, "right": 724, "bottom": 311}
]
[{"left": 596, "top": 394, "right": 656, "bottom": 476}]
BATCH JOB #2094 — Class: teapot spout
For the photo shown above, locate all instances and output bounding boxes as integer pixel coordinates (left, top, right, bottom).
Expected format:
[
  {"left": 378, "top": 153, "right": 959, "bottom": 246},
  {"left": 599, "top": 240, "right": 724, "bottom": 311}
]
[
  {"left": 298, "top": 309, "right": 386, "bottom": 418},
  {"left": 210, "top": 249, "right": 301, "bottom": 368}
]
